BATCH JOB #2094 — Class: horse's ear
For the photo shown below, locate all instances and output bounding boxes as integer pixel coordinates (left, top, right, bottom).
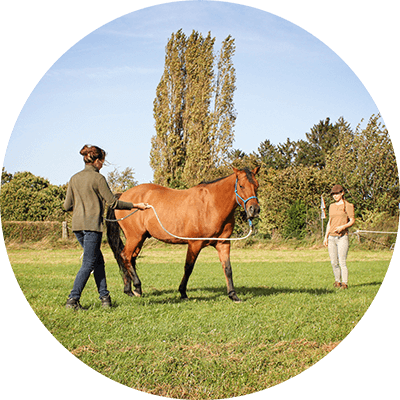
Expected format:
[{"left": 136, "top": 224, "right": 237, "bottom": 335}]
[
  {"left": 232, "top": 167, "right": 239, "bottom": 175},
  {"left": 252, "top": 166, "right": 260, "bottom": 176}
]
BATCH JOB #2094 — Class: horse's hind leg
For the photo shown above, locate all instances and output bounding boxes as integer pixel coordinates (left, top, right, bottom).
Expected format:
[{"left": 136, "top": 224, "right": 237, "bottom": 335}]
[
  {"left": 121, "top": 238, "right": 144, "bottom": 297},
  {"left": 111, "top": 247, "right": 134, "bottom": 296},
  {"left": 120, "top": 259, "right": 133, "bottom": 296}
]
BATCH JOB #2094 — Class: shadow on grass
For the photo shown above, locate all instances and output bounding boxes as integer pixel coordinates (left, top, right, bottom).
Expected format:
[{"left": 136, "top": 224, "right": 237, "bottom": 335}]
[
  {"left": 236, "top": 285, "right": 335, "bottom": 297},
  {"left": 351, "top": 281, "right": 382, "bottom": 288},
  {"left": 123, "top": 285, "right": 338, "bottom": 305},
  {"left": 91, "top": 280, "right": 384, "bottom": 308}
]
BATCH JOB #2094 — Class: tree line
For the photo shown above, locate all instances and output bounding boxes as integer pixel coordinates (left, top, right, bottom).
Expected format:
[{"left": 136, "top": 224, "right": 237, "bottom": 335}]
[{"left": 2, "top": 112, "right": 397, "bottom": 240}]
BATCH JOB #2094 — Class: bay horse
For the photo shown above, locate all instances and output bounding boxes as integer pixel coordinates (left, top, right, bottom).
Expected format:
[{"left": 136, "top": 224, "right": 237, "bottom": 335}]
[{"left": 106, "top": 167, "right": 260, "bottom": 302}]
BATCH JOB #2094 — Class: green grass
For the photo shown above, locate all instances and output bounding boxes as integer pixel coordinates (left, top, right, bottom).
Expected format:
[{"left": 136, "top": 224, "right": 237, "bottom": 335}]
[{"left": 7, "top": 245, "right": 391, "bottom": 399}]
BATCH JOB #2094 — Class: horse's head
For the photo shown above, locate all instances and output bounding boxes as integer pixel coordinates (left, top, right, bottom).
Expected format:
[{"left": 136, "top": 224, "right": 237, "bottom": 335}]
[{"left": 233, "top": 166, "right": 261, "bottom": 220}]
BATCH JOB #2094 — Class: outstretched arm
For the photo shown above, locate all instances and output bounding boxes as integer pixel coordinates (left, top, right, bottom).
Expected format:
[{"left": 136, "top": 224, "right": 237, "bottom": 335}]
[{"left": 132, "top": 203, "right": 151, "bottom": 210}]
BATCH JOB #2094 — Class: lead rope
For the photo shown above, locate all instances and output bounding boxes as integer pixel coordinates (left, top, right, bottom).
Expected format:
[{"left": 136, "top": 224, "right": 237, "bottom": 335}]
[
  {"left": 105, "top": 205, "right": 253, "bottom": 241},
  {"left": 148, "top": 205, "right": 253, "bottom": 241},
  {"left": 104, "top": 208, "right": 139, "bottom": 222}
]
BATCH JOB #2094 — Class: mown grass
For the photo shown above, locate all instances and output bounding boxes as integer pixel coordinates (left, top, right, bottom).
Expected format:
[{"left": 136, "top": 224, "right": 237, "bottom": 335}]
[{"left": 7, "top": 245, "right": 391, "bottom": 399}]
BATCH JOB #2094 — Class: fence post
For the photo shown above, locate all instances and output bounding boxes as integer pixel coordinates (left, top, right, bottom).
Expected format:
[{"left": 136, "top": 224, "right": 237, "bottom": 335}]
[{"left": 62, "top": 221, "right": 68, "bottom": 239}]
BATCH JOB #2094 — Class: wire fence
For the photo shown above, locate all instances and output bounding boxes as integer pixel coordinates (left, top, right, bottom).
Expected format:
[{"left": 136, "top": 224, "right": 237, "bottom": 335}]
[{"left": 351, "top": 229, "right": 398, "bottom": 249}]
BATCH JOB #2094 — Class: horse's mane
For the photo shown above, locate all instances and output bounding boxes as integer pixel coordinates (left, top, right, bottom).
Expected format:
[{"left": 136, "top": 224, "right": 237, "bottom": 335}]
[
  {"left": 198, "top": 175, "right": 228, "bottom": 186},
  {"left": 197, "top": 168, "right": 255, "bottom": 186}
]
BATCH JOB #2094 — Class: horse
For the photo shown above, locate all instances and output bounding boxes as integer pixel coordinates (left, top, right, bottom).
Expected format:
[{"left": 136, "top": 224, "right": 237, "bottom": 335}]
[{"left": 106, "top": 166, "right": 260, "bottom": 302}]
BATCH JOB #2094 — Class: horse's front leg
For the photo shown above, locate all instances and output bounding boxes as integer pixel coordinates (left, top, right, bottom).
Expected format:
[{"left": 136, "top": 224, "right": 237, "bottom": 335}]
[
  {"left": 179, "top": 241, "right": 203, "bottom": 300},
  {"left": 215, "top": 241, "right": 241, "bottom": 302}
]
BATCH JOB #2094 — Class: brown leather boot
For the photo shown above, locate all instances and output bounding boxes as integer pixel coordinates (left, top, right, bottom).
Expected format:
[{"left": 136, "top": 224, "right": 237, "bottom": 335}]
[
  {"left": 333, "top": 281, "right": 341, "bottom": 288},
  {"left": 341, "top": 283, "right": 348, "bottom": 289}
]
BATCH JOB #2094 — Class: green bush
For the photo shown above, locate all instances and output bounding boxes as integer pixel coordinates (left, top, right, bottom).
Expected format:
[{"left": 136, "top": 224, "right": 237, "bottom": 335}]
[
  {"left": 282, "top": 200, "right": 307, "bottom": 239},
  {"left": 0, "top": 171, "right": 66, "bottom": 221}
]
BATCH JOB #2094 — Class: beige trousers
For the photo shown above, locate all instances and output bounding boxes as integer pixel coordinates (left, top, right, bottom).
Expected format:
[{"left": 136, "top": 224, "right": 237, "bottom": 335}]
[{"left": 328, "top": 235, "right": 349, "bottom": 284}]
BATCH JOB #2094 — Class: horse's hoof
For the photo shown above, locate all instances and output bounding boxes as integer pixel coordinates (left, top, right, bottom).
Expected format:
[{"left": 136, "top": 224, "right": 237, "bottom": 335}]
[
  {"left": 229, "top": 293, "right": 242, "bottom": 302},
  {"left": 124, "top": 291, "right": 135, "bottom": 297},
  {"left": 133, "top": 290, "right": 142, "bottom": 297}
]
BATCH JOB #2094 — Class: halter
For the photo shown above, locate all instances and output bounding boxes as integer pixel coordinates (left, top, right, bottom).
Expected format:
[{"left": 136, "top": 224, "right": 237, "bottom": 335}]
[{"left": 235, "top": 178, "right": 258, "bottom": 226}]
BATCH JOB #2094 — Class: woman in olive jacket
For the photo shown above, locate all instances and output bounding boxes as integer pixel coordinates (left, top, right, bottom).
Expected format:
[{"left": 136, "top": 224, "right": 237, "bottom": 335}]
[{"left": 64, "top": 145, "right": 149, "bottom": 310}]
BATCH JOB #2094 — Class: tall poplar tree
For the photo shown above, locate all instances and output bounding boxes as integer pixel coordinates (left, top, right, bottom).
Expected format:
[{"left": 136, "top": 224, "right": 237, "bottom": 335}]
[
  {"left": 211, "top": 35, "right": 236, "bottom": 168},
  {"left": 151, "top": 30, "right": 187, "bottom": 188},
  {"left": 182, "top": 31, "right": 215, "bottom": 186},
  {"left": 151, "top": 30, "right": 236, "bottom": 188}
]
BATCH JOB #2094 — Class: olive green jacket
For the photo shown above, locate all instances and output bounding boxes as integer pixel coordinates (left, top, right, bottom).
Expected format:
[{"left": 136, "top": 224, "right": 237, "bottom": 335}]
[{"left": 64, "top": 164, "right": 133, "bottom": 232}]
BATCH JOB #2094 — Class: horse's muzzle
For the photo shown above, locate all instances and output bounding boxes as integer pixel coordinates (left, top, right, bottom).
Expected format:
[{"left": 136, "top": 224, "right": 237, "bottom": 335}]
[{"left": 247, "top": 204, "right": 260, "bottom": 219}]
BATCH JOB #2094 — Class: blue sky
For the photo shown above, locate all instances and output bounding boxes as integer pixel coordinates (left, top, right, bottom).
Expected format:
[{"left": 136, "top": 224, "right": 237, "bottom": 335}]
[{"left": 3, "top": 0, "right": 379, "bottom": 186}]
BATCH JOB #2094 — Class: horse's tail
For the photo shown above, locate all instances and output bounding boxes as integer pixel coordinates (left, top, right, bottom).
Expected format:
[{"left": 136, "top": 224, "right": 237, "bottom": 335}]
[{"left": 106, "top": 202, "right": 125, "bottom": 278}]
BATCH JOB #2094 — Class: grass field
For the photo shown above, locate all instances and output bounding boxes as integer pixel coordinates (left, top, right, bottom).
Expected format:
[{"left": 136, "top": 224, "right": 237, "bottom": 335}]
[{"left": 7, "top": 244, "right": 392, "bottom": 399}]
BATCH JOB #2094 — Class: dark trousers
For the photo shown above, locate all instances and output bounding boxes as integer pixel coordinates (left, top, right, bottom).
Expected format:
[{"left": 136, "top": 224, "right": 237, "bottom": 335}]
[{"left": 69, "top": 231, "right": 109, "bottom": 300}]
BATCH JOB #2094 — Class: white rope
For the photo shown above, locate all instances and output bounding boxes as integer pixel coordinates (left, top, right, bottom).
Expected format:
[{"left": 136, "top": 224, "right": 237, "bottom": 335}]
[
  {"left": 353, "top": 230, "right": 398, "bottom": 235},
  {"left": 104, "top": 209, "right": 139, "bottom": 222},
  {"left": 147, "top": 205, "right": 253, "bottom": 241}
]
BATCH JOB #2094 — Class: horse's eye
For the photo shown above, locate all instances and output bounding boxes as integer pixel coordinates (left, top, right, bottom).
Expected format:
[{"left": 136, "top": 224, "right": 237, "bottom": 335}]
[{"left": 240, "top": 185, "right": 244, "bottom": 189}]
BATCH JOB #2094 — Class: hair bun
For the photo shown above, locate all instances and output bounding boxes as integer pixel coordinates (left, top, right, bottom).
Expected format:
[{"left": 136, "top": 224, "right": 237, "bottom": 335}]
[
  {"left": 79, "top": 145, "right": 90, "bottom": 156},
  {"left": 80, "top": 144, "right": 106, "bottom": 164}
]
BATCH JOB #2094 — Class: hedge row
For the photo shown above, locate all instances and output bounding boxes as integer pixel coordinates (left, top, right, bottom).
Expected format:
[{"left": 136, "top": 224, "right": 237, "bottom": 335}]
[{"left": 1, "top": 221, "right": 63, "bottom": 243}]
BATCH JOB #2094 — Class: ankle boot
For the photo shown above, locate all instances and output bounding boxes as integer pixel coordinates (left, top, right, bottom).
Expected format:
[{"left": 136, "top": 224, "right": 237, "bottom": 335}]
[
  {"left": 100, "top": 294, "right": 112, "bottom": 308},
  {"left": 65, "top": 297, "right": 84, "bottom": 310}
]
